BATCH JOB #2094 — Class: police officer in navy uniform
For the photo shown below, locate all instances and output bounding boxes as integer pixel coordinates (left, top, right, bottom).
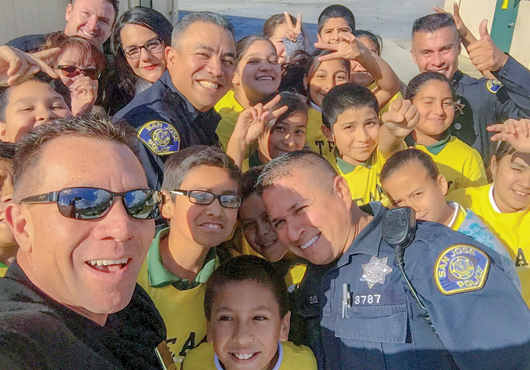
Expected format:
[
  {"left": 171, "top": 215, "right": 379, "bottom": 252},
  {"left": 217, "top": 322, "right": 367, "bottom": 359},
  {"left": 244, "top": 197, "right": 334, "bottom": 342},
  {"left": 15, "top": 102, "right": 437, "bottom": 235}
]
[
  {"left": 411, "top": 13, "right": 530, "bottom": 162},
  {"left": 258, "top": 150, "right": 530, "bottom": 370},
  {"left": 114, "top": 12, "right": 236, "bottom": 189}
]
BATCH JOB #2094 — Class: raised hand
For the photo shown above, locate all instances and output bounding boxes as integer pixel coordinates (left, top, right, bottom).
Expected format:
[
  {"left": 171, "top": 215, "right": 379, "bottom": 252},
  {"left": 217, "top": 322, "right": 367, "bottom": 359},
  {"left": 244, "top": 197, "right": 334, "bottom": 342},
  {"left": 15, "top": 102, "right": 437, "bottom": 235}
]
[
  {"left": 434, "top": 2, "right": 469, "bottom": 40},
  {"left": 315, "top": 33, "right": 367, "bottom": 62},
  {"left": 488, "top": 118, "right": 530, "bottom": 153},
  {"left": 467, "top": 19, "right": 509, "bottom": 72},
  {"left": 0, "top": 46, "right": 59, "bottom": 86},
  {"left": 283, "top": 12, "right": 303, "bottom": 42},
  {"left": 70, "top": 74, "right": 98, "bottom": 115},
  {"left": 381, "top": 98, "right": 420, "bottom": 139}
]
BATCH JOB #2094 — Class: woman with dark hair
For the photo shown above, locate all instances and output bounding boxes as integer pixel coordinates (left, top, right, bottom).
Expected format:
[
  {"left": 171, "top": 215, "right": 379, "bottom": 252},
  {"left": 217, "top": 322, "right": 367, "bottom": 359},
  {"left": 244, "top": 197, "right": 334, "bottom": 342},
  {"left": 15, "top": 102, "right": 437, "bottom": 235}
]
[{"left": 107, "top": 6, "right": 173, "bottom": 115}]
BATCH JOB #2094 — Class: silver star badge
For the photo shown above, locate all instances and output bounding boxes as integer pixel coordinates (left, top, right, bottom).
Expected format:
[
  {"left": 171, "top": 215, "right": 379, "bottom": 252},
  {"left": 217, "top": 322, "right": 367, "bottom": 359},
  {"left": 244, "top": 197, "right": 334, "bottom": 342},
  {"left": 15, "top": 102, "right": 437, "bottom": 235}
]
[{"left": 360, "top": 256, "right": 393, "bottom": 289}]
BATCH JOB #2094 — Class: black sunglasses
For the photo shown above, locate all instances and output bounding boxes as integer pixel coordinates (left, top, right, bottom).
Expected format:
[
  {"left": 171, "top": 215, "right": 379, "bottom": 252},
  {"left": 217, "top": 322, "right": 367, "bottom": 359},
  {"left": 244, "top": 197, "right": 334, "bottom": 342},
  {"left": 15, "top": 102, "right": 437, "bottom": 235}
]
[
  {"left": 170, "top": 189, "right": 242, "bottom": 209},
  {"left": 21, "top": 187, "right": 161, "bottom": 220},
  {"left": 55, "top": 65, "right": 101, "bottom": 80}
]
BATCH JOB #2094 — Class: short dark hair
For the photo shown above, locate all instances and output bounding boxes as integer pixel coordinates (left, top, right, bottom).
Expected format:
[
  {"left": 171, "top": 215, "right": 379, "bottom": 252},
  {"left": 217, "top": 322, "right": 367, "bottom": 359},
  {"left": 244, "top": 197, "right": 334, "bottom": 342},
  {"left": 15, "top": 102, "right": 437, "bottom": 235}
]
[
  {"left": 405, "top": 71, "right": 455, "bottom": 101},
  {"left": 204, "top": 255, "right": 289, "bottom": 320},
  {"left": 257, "top": 149, "right": 337, "bottom": 194},
  {"left": 71, "top": 0, "right": 119, "bottom": 21},
  {"left": 239, "top": 166, "right": 264, "bottom": 201},
  {"left": 263, "top": 13, "right": 297, "bottom": 38},
  {"left": 278, "top": 50, "right": 310, "bottom": 95},
  {"left": 262, "top": 91, "right": 308, "bottom": 132},
  {"left": 380, "top": 148, "right": 439, "bottom": 184},
  {"left": 321, "top": 83, "right": 379, "bottom": 129},
  {"left": 353, "top": 29, "right": 383, "bottom": 55},
  {"left": 412, "top": 13, "right": 458, "bottom": 41},
  {"left": 111, "top": 7, "right": 173, "bottom": 96},
  {"left": 0, "top": 142, "right": 16, "bottom": 161},
  {"left": 0, "top": 72, "right": 71, "bottom": 122},
  {"left": 318, "top": 4, "right": 355, "bottom": 33},
  {"left": 171, "top": 11, "right": 234, "bottom": 48},
  {"left": 13, "top": 115, "right": 139, "bottom": 200},
  {"left": 236, "top": 34, "right": 275, "bottom": 64},
  {"left": 161, "top": 145, "right": 242, "bottom": 195}
]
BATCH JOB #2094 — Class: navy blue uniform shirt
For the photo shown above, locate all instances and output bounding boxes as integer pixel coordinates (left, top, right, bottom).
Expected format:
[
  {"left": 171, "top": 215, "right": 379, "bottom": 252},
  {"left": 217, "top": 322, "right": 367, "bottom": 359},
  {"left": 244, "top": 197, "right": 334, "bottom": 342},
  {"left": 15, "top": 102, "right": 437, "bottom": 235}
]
[
  {"left": 113, "top": 71, "right": 221, "bottom": 189},
  {"left": 294, "top": 202, "right": 530, "bottom": 370}
]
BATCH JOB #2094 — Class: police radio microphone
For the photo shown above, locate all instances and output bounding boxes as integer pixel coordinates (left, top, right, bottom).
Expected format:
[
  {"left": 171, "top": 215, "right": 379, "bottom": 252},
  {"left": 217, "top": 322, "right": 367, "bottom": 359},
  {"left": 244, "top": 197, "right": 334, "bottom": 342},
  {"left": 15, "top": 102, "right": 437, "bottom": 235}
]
[{"left": 382, "top": 207, "right": 426, "bottom": 310}]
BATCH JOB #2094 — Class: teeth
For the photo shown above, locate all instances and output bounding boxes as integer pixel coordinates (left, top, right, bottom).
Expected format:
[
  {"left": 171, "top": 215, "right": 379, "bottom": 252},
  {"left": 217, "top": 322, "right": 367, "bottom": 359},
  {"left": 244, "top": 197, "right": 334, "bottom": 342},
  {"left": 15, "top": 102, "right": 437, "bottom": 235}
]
[
  {"left": 203, "top": 223, "right": 222, "bottom": 229},
  {"left": 257, "top": 76, "right": 273, "bottom": 81},
  {"left": 514, "top": 190, "right": 529, "bottom": 197},
  {"left": 81, "top": 30, "right": 96, "bottom": 38},
  {"left": 263, "top": 239, "right": 276, "bottom": 248},
  {"left": 233, "top": 353, "right": 254, "bottom": 360},
  {"left": 301, "top": 234, "right": 319, "bottom": 250},
  {"left": 198, "top": 81, "right": 219, "bottom": 89},
  {"left": 88, "top": 258, "right": 128, "bottom": 266}
]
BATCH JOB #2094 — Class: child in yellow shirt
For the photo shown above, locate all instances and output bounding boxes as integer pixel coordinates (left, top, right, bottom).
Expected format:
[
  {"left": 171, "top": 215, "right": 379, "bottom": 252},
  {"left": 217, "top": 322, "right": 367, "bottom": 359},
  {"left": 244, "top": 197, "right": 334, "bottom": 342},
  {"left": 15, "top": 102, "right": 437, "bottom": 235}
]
[
  {"left": 182, "top": 255, "right": 317, "bottom": 370},
  {"left": 405, "top": 72, "right": 487, "bottom": 192}
]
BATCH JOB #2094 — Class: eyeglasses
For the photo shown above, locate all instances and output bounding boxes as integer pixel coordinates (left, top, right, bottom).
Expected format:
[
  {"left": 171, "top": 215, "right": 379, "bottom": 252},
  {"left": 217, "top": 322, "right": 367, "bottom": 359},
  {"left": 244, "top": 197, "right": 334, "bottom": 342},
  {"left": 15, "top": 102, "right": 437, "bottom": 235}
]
[
  {"left": 55, "top": 65, "right": 101, "bottom": 80},
  {"left": 20, "top": 187, "right": 161, "bottom": 220},
  {"left": 170, "top": 190, "right": 242, "bottom": 209},
  {"left": 123, "top": 38, "right": 164, "bottom": 60}
]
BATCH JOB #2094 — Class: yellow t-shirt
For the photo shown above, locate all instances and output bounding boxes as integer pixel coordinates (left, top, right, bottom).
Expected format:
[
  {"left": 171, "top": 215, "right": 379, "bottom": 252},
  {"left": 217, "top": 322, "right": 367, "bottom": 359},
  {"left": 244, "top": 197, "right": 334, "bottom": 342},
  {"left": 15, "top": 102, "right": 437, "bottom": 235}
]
[
  {"left": 413, "top": 135, "right": 487, "bottom": 193},
  {"left": 337, "top": 148, "right": 394, "bottom": 207},
  {"left": 0, "top": 264, "right": 7, "bottom": 277},
  {"left": 447, "top": 184, "right": 530, "bottom": 307},
  {"left": 215, "top": 90, "right": 244, "bottom": 151},
  {"left": 306, "top": 106, "right": 337, "bottom": 168},
  {"left": 182, "top": 341, "right": 317, "bottom": 370}
]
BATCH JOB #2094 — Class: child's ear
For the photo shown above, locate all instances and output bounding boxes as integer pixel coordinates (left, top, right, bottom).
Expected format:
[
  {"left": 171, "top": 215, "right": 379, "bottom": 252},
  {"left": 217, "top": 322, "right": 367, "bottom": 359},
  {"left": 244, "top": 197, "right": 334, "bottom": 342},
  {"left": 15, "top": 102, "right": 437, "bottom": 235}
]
[
  {"left": 160, "top": 190, "right": 174, "bottom": 220},
  {"left": 321, "top": 124, "right": 334, "bottom": 142},
  {"left": 232, "top": 70, "right": 241, "bottom": 86},
  {"left": 0, "top": 121, "right": 9, "bottom": 142},
  {"left": 279, "top": 311, "right": 291, "bottom": 342},
  {"left": 317, "top": 32, "right": 323, "bottom": 43},
  {"left": 437, "top": 174, "right": 449, "bottom": 196},
  {"left": 490, "top": 155, "right": 498, "bottom": 181}
]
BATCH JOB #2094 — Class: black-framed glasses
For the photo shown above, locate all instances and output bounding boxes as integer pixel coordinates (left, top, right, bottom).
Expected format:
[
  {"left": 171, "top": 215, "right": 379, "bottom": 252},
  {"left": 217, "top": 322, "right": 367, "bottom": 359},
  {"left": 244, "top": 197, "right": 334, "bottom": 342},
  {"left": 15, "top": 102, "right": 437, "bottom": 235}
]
[
  {"left": 123, "top": 38, "right": 164, "bottom": 59},
  {"left": 21, "top": 187, "right": 161, "bottom": 220},
  {"left": 170, "top": 189, "right": 242, "bottom": 209},
  {"left": 55, "top": 65, "right": 101, "bottom": 80}
]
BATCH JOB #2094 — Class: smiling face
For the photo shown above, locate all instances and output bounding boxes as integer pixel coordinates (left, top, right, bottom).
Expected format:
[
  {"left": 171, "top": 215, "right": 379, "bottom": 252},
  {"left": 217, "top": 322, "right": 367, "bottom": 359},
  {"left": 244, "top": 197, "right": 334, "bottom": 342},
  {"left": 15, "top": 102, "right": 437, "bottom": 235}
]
[
  {"left": 239, "top": 193, "right": 287, "bottom": 262},
  {"left": 318, "top": 17, "right": 353, "bottom": 44},
  {"left": 8, "top": 136, "right": 154, "bottom": 324},
  {"left": 55, "top": 46, "right": 100, "bottom": 89},
  {"left": 268, "top": 22, "right": 290, "bottom": 65},
  {"left": 120, "top": 24, "right": 167, "bottom": 84},
  {"left": 163, "top": 165, "right": 239, "bottom": 248},
  {"left": 64, "top": 0, "right": 115, "bottom": 47},
  {"left": 412, "top": 79, "right": 454, "bottom": 145},
  {"left": 491, "top": 152, "right": 530, "bottom": 213},
  {"left": 308, "top": 59, "right": 349, "bottom": 107},
  {"left": 350, "top": 36, "right": 378, "bottom": 87},
  {"left": 262, "top": 169, "right": 353, "bottom": 265},
  {"left": 381, "top": 161, "right": 453, "bottom": 224},
  {"left": 208, "top": 280, "right": 290, "bottom": 370},
  {"left": 166, "top": 22, "right": 236, "bottom": 112},
  {"left": 235, "top": 40, "right": 281, "bottom": 105},
  {"left": 0, "top": 80, "right": 71, "bottom": 143},
  {"left": 266, "top": 111, "right": 307, "bottom": 160},
  {"left": 325, "top": 106, "right": 380, "bottom": 166},
  {"left": 411, "top": 27, "right": 461, "bottom": 80}
]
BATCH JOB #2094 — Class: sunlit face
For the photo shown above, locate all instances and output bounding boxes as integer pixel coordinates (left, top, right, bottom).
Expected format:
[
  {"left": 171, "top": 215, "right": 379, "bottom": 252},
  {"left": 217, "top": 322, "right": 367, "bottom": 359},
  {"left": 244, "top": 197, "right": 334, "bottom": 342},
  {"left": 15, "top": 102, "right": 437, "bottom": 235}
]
[
  {"left": 262, "top": 170, "right": 353, "bottom": 265},
  {"left": 120, "top": 24, "right": 166, "bottom": 84},
  {"left": 381, "top": 161, "right": 452, "bottom": 224},
  {"left": 325, "top": 107, "right": 380, "bottom": 166},
  {"left": 0, "top": 159, "right": 16, "bottom": 249},
  {"left": 163, "top": 165, "right": 239, "bottom": 248},
  {"left": 208, "top": 280, "right": 290, "bottom": 370},
  {"left": 0, "top": 80, "right": 71, "bottom": 143},
  {"left": 55, "top": 47, "right": 100, "bottom": 89},
  {"left": 235, "top": 40, "right": 281, "bottom": 104},
  {"left": 239, "top": 193, "right": 287, "bottom": 262},
  {"left": 8, "top": 136, "right": 154, "bottom": 322},
  {"left": 308, "top": 59, "right": 349, "bottom": 107},
  {"left": 412, "top": 79, "right": 454, "bottom": 144},
  {"left": 411, "top": 27, "right": 461, "bottom": 80},
  {"left": 491, "top": 152, "right": 530, "bottom": 213},
  {"left": 267, "top": 112, "right": 307, "bottom": 160},
  {"left": 268, "top": 23, "right": 290, "bottom": 65},
  {"left": 166, "top": 22, "right": 236, "bottom": 112},
  {"left": 317, "top": 17, "right": 353, "bottom": 44},
  {"left": 64, "top": 0, "right": 115, "bottom": 47},
  {"left": 350, "top": 36, "right": 378, "bottom": 87}
]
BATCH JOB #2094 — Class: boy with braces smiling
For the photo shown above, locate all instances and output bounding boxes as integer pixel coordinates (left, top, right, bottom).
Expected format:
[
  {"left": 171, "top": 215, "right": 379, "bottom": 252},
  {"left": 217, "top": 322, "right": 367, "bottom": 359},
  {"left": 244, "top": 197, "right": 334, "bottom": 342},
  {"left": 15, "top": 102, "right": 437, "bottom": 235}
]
[{"left": 137, "top": 145, "right": 242, "bottom": 365}]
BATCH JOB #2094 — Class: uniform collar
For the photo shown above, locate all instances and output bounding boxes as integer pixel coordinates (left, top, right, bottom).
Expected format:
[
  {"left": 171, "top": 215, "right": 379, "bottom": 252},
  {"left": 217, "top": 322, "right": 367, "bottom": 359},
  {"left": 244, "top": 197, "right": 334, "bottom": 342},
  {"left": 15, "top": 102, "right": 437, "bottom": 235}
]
[
  {"left": 336, "top": 152, "right": 374, "bottom": 174},
  {"left": 147, "top": 227, "right": 220, "bottom": 290},
  {"left": 162, "top": 71, "right": 200, "bottom": 120},
  {"left": 451, "top": 70, "right": 464, "bottom": 85},
  {"left": 413, "top": 133, "right": 452, "bottom": 155}
]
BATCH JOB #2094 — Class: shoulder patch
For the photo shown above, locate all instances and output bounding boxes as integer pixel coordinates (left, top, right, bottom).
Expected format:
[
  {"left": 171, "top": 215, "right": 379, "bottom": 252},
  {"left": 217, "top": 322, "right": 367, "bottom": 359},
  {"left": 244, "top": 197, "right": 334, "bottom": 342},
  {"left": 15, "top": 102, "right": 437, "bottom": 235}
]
[
  {"left": 138, "top": 120, "right": 180, "bottom": 156},
  {"left": 486, "top": 79, "right": 503, "bottom": 94},
  {"left": 434, "top": 244, "right": 489, "bottom": 295}
]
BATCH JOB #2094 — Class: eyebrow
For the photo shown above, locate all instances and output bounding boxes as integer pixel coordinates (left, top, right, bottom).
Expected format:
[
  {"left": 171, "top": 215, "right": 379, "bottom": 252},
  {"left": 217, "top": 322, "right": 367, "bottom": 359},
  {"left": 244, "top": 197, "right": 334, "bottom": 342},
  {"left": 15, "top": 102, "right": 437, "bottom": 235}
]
[{"left": 196, "top": 45, "right": 236, "bottom": 59}]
